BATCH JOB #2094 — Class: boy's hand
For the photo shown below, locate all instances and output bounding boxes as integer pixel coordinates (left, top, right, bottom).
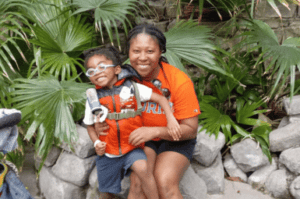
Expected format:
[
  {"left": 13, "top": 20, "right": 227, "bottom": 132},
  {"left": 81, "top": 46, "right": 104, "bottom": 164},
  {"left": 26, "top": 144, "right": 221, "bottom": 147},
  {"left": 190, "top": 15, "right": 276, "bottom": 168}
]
[
  {"left": 167, "top": 117, "right": 181, "bottom": 141},
  {"left": 95, "top": 141, "right": 106, "bottom": 156}
]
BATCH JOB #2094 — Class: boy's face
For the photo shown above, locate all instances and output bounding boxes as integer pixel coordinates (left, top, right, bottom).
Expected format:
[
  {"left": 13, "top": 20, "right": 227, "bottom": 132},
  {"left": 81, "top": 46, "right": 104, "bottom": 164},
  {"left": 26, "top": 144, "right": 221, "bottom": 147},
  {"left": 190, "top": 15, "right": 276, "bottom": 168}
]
[{"left": 87, "top": 55, "right": 121, "bottom": 89}]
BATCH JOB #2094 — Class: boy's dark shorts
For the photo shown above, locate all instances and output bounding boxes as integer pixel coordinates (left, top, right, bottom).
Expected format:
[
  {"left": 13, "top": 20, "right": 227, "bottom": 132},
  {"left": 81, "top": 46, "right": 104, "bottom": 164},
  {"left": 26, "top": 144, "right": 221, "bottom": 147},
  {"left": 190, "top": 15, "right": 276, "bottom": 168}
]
[
  {"left": 96, "top": 148, "right": 146, "bottom": 194},
  {"left": 145, "top": 138, "right": 196, "bottom": 161}
]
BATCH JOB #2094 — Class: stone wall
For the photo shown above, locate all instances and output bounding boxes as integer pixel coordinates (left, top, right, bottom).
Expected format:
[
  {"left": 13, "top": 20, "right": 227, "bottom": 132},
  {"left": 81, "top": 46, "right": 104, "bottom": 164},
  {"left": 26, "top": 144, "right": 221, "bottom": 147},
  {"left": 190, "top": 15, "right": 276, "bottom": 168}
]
[
  {"left": 134, "top": 0, "right": 300, "bottom": 43},
  {"left": 254, "top": 1, "right": 300, "bottom": 42},
  {"left": 102, "top": 0, "right": 300, "bottom": 58},
  {"left": 36, "top": 124, "right": 211, "bottom": 199}
]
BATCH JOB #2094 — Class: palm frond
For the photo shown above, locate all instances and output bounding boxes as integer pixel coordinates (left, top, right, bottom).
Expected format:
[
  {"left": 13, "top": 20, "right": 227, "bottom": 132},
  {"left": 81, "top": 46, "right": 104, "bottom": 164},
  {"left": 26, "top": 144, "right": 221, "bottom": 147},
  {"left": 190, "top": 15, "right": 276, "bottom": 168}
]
[
  {"left": 252, "top": 125, "right": 272, "bottom": 162},
  {"left": 0, "top": 0, "right": 32, "bottom": 79},
  {"left": 71, "top": 0, "right": 138, "bottom": 48},
  {"left": 198, "top": 101, "right": 250, "bottom": 143},
  {"left": 164, "top": 20, "right": 233, "bottom": 78},
  {"left": 236, "top": 19, "right": 300, "bottom": 98},
  {"left": 236, "top": 98, "right": 270, "bottom": 126},
  {"left": 11, "top": 75, "right": 92, "bottom": 164},
  {"left": 0, "top": 75, "right": 13, "bottom": 108},
  {"left": 24, "top": 0, "right": 94, "bottom": 79}
]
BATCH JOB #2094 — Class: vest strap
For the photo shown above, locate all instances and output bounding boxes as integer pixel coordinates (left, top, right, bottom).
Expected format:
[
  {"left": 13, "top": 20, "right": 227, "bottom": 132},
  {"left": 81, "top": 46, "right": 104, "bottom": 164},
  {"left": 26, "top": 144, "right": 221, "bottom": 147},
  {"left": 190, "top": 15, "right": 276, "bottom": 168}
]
[{"left": 106, "top": 81, "right": 142, "bottom": 120}]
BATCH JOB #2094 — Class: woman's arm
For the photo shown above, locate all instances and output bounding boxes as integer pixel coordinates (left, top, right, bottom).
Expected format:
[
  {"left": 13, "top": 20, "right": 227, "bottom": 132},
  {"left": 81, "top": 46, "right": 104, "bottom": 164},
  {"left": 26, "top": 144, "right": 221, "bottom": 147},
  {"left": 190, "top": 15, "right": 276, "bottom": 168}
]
[
  {"left": 150, "top": 92, "right": 181, "bottom": 140},
  {"left": 129, "top": 115, "right": 198, "bottom": 146}
]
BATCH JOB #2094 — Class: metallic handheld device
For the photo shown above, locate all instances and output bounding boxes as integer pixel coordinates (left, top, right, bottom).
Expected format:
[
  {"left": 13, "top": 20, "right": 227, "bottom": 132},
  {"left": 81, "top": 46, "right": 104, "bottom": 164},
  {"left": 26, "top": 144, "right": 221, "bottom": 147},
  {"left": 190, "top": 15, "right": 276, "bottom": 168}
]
[{"left": 86, "top": 88, "right": 108, "bottom": 122}]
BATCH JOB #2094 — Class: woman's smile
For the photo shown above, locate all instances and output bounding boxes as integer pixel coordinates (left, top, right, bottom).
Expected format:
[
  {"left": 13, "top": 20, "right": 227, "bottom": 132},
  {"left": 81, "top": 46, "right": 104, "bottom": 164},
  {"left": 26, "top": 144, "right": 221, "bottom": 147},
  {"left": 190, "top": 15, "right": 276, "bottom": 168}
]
[{"left": 129, "top": 34, "right": 161, "bottom": 80}]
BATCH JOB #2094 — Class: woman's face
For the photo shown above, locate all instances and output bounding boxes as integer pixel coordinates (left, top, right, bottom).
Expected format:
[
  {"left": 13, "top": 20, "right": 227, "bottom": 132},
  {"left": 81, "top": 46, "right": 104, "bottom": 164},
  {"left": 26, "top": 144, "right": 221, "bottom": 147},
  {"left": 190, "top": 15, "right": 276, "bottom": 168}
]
[{"left": 129, "top": 33, "right": 162, "bottom": 80}]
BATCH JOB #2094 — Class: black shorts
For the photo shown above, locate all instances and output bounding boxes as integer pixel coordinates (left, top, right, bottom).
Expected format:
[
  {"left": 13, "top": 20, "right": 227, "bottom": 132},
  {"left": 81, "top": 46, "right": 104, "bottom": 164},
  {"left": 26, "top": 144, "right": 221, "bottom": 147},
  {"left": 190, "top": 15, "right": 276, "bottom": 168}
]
[{"left": 145, "top": 139, "right": 196, "bottom": 161}]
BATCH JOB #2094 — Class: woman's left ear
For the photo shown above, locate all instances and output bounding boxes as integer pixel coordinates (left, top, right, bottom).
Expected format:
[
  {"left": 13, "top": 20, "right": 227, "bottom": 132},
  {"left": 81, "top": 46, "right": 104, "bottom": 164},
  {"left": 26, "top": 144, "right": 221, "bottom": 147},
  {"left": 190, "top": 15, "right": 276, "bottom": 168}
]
[{"left": 115, "top": 65, "right": 122, "bottom": 74}]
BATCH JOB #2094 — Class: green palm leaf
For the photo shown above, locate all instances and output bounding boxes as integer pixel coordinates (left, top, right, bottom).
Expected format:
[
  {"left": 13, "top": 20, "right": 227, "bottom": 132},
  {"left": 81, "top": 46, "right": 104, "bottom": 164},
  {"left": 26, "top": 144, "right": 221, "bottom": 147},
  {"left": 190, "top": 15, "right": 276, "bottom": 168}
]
[
  {"left": 236, "top": 98, "right": 270, "bottom": 126},
  {"left": 71, "top": 0, "right": 138, "bottom": 48},
  {"left": 11, "top": 75, "right": 91, "bottom": 166},
  {"left": 164, "top": 20, "right": 232, "bottom": 77},
  {"left": 0, "top": 75, "right": 13, "bottom": 108},
  {"left": 237, "top": 19, "right": 300, "bottom": 98},
  {"left": 252, "top": 125, "right": 272, "bottom": 162},
  {"left": 23, "top": 0, "right": 94, "bottom": 79},
  {"left": 198, "top": 101, "right": 250, "bottom": 143},
  {"left": 0, "top": 0, "right": 31, "bottom": 79}
]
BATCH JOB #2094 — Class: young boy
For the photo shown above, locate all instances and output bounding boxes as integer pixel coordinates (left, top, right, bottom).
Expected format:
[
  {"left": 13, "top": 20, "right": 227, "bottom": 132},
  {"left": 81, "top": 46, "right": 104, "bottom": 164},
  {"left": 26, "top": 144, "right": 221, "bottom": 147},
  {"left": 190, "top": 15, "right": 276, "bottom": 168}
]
[{"left": 82, "top": 46, "right": 181, "bottom": 199}]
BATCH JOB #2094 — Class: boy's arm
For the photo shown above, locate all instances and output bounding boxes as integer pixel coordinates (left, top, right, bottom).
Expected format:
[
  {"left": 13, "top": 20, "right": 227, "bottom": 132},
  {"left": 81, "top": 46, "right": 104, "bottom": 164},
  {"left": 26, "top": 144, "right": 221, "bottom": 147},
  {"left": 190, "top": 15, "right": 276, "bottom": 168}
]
[
  {"left": 149, "top": 92, "right": 181, "bottom": 141},
  {"left": 87, "top": 125, "right": 100, "bottom": 143},
  {"left": 87, "top": 125, "right": 106, "bottom": 155}
]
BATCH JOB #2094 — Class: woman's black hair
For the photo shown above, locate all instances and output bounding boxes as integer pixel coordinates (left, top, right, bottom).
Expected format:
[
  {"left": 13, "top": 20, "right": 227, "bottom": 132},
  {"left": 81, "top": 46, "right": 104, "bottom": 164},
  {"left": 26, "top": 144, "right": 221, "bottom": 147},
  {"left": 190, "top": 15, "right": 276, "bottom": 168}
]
[
  {"left": 127, "top": 24, "right": 167, "bottom": 54},
  {"left": 127, "top": 24, "right": 170, "bottom": 88},
  {"left": 83, "top": 46, "right": 122, "bottom": 68}
]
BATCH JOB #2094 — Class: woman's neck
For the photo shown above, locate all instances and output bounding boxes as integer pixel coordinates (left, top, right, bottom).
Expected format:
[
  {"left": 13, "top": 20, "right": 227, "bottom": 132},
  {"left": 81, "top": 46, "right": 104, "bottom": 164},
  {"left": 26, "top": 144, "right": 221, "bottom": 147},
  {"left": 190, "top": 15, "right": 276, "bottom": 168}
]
[{"left": 143, "top": 65, "right": 161, "bottom": 81}]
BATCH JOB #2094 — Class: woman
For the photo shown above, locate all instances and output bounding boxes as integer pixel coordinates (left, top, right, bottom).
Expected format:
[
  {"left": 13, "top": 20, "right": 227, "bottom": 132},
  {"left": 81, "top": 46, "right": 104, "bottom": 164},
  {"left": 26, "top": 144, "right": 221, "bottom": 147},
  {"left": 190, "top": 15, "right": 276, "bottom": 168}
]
[{"left": 95, "top": 24, "right": 200, "bottom": 199}]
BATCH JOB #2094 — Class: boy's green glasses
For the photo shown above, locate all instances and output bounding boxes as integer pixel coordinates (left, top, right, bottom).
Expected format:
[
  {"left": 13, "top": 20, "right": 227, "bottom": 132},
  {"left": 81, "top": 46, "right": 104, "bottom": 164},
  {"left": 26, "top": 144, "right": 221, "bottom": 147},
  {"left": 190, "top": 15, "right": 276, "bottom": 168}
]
[{"left": 86, "top": 63, "right": 115, "bottom": 77}]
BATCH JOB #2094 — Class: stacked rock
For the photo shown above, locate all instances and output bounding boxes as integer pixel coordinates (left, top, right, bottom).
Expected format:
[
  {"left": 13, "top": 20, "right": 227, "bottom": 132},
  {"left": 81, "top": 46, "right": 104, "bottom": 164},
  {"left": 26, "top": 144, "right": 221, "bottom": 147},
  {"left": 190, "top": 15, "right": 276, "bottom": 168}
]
[
  {"left": 37, "top": 124, "right": 212, "bottom": 199},
  {"left": 221, "top": 95, "right": 300, "bottom": 199},
  {"left": 38, "top": 124, "right": 97, "bottom": 199},
  {"left": 191, "top": 127, "right": 226, "bottom": 195},
  {"left": 266, "top": 95, "right": 300, "bottom": 199},
  {"left": 39, "top": 95, "right": 300, "bottom": 199}
]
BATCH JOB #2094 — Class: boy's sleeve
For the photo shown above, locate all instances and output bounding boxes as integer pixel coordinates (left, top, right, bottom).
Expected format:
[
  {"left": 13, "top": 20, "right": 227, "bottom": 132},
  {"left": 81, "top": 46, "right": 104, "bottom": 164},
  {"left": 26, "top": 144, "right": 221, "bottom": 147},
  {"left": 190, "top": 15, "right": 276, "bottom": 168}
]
[
  {"left": 135, "top": 83, "right": 153, "bottom": 102},
  {"left": 83, "top": 100, "right": 94, "bottom": 125}
]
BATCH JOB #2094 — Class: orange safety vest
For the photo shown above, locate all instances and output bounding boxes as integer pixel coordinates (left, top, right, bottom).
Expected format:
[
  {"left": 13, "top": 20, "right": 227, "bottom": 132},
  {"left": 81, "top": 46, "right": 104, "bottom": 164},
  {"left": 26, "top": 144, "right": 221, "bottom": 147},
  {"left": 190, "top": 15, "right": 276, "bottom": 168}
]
[{"left": 95, "top": 66, "right": 144, "bottom": 155}]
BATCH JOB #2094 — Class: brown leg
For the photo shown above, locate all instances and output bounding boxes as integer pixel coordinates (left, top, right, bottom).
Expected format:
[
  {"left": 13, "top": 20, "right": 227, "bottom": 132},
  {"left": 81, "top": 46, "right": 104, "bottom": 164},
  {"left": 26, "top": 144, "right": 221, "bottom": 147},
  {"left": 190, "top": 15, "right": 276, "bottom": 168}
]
[
  {"left": 154, "top": 151, "right": 190, "bottom": 199},
  {"left": 128, "top": 147, "right": 157, "bottom": 199}
]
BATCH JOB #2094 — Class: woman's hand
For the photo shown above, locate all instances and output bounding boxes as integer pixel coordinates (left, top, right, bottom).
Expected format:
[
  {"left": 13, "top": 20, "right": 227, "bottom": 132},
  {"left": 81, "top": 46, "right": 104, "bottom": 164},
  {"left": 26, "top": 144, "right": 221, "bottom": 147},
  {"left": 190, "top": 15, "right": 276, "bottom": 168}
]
[
  {"left": 129, "top": 127, "right": 158, "bottom": 146},
  {"left": 94, "top": 121, "right": 109, "bottom": 137}
]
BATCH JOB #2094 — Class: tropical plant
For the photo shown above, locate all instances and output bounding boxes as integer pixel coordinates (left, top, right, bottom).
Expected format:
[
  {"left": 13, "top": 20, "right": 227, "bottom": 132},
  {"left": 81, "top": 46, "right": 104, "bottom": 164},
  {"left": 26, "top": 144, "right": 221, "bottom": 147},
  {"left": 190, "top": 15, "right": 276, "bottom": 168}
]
[
  {"left": 194, "top": 48, "right": 273, "bottom": 161},
  {"left": 18, "top": 0, "right": 95, "bottom": 80},
  {"left": 0, "top": 0, "right": 95, "bottom": 170},
  {"left": 236, "top": 19, "right": 300, "bottom": 100},
  {"left": 0, "top": 0, "right": 31, "bottom": 79},
  {"left": 177, "top": 0, "right": 300, "bottom": 21},
  {"left": 0, "top": 0, "right": 34, "bottom": 170},
  {"left": 11, "top": 75, "right": 91, "bottom": 171},
  {"left": 164, "top": 20, "right": 230, "bottom": 76},
  {"left": 174, "top": 0, "right": 300, "bottom": 163},
  {"left": 70, "top": 0, "right": 139, "bottom": 49}
]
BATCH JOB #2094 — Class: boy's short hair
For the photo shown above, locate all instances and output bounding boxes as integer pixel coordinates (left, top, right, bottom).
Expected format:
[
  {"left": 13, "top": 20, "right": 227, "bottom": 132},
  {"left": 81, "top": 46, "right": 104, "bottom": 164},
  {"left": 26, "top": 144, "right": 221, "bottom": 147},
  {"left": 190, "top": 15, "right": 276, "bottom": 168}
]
[{"left": 83, "top": 46, "right": 122, "bottom": 68}]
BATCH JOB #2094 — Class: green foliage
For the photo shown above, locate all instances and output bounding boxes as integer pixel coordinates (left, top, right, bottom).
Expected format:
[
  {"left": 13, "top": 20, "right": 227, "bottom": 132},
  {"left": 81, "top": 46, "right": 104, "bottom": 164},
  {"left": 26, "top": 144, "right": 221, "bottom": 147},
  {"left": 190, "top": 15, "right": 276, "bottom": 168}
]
[
  {"left": 197, "top": 47, "right": 273, "bottom": 161},
  {"left": 164, "top": 20, "right": 230, "bottom": 77},
  {"left": 4, "top": 135, "right": 26, "bottom": 172},
  {"left": 178, "top": 0, "right": 300, "bottom": 20},
  {"left": 70, "top": 0, "right": 138, "bottom": 48},
  {"left": 20, "top": 0, "right": 94, "bottom": 80},
  {"left": 0, "top": 75, "right": 12, "bottom": 108},
  {"left": 236, "top": 19, "right": 300, "bottom": 100},
  {"left": 0, "top": 0, "right": 31, "bottom": 79},
  {"left": 11, "top": 75, "right": 92, "bottom": 171}
]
